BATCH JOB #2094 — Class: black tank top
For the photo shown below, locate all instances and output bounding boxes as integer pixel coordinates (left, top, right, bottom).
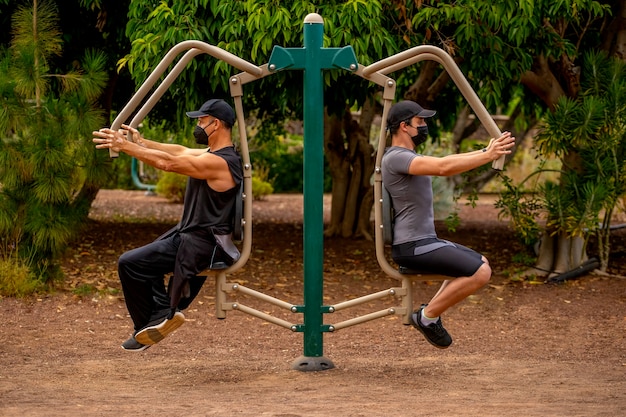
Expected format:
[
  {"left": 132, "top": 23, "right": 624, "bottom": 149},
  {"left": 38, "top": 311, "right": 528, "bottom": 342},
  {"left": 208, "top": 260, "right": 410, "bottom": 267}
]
[{"left": 177, "top": 146, "right": 243, "bottom": 235}]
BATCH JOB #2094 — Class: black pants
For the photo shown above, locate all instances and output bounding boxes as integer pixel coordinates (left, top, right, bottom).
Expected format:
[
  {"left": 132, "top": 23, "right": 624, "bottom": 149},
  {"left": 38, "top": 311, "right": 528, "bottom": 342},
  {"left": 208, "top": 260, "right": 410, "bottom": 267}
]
[{"left": 118, "top": 229, "right": 223, "bottom": 331}]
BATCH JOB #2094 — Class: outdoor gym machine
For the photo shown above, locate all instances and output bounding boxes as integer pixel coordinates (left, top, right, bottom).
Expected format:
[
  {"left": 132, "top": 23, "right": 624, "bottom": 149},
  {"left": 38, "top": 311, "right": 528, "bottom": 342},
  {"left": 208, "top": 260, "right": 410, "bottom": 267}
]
[{"left": 107, "top": 13, "right": 506, "bottom": 371}]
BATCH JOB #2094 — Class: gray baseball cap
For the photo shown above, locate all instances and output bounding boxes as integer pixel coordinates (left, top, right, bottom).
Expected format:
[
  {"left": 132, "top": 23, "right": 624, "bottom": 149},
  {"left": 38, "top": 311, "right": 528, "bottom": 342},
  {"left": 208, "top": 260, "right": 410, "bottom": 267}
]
[{"left": 387, "top": 100, "right": 436, "bottom": 128}]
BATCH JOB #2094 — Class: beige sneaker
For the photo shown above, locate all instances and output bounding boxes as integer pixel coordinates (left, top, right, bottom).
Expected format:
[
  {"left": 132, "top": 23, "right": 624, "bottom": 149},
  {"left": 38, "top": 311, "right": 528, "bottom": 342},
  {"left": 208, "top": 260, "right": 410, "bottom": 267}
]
[{"left": 134, "top": 311, "right": 185, "bottom": 345}]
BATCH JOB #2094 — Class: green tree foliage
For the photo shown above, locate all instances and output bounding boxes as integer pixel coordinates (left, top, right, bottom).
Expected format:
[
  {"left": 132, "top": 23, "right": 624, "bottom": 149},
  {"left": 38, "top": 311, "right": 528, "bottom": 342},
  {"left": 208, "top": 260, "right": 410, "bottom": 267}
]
[
  {"left": 394, "top": 1, "right": 614, "bottom": 198},
  {"left": 499, "top": 51, "right": 626, "bottom": 273},
  {"left": 118, "top": 0, "right": 401, "bottom": 126},
  {"left": 0, "top": 0, "right": 109, "bottom": 285},
  {"left": 115, "top": 0, "right": 434, "bottom": 238},
  {"left": 408, "top": 0, "right": 610, "bottom": 108}
]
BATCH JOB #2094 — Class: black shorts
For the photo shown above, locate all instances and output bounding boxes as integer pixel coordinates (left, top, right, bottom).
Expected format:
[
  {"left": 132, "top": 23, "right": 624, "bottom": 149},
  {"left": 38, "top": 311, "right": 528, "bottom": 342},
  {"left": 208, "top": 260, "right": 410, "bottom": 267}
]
[{"left": 392, "top": 238, "right": 484, "bottom": 278}]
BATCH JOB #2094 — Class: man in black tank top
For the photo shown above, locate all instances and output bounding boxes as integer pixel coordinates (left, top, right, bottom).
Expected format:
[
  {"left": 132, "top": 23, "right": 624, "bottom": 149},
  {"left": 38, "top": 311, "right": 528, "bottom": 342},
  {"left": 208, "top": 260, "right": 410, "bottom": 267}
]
[{"left": 93, "top": 99, "right": 243, "bottom": 351}]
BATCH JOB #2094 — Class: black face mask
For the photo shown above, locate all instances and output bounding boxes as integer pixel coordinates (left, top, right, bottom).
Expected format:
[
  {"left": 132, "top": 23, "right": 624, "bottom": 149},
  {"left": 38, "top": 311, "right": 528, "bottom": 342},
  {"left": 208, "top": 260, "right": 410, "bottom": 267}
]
[
  {"left": 193, "top": 120, "right": 216, "bottom": 145},
  {"left": 193, "top": 125, "right": 209, "bottom": 145},
  {"left": 411, "top": 126, "right": 429, "bottom": 147}
]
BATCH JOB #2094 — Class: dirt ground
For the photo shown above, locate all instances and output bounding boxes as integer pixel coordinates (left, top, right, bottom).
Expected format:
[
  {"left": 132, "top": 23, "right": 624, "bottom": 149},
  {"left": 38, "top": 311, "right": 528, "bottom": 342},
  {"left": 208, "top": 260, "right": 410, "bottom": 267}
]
[{"left": 1, "top": 190, "right": 625, "bottom": 417}]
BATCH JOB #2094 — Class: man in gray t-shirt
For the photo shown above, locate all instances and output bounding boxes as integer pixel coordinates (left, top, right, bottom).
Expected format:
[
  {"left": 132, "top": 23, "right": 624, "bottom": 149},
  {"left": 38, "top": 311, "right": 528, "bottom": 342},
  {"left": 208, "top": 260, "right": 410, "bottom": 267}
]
[{"left": 381, "top": 100, "right": 515, "bottom": 349}]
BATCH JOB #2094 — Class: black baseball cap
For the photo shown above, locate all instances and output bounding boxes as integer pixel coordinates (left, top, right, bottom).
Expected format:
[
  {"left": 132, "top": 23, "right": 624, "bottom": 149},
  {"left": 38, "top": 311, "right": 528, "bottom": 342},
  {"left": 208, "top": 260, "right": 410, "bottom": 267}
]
[
  {"left": 387, "top": 100, "right": 436, "bottom": 128},
  {"left": 186, "top": 99, "right": 236, "bottom": 125}
]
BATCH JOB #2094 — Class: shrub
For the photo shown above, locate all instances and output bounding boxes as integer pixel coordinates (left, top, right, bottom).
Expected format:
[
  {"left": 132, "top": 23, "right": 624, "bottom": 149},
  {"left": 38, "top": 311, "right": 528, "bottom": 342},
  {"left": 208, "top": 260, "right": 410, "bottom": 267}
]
[
  {"left": 155, "top": 172, "right": 187, "bottom": 203},
  {"left": 0, "top": 1, "right": 109, "bottom": 283},
  {"left": 0, "top": 257, "right": 41, "bottom": 297},
  {"left": 251, "top": 165, "right": 274, "bottom": 200},
  {"left": 252, "top": 177, "right": 274, "bottom": 200}
]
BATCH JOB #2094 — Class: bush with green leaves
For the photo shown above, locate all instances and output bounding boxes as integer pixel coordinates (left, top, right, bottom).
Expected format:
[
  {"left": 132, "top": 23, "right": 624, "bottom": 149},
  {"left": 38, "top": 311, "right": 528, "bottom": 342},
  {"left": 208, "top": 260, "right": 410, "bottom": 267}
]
[
  {"left": 251, "top": 165, "right": 274, "bottom": 200},
  {"left": 497, "top": 51, "right": 626, "bottom": 271},
  {"left": 0, "top": 255, "right": 42, "bottom": 297},
  {"left": 251, "top": 131, "right": 332, "bottom": 193},
  {"left": 155, "top": 171, "right": 187, "bottom": 203}
]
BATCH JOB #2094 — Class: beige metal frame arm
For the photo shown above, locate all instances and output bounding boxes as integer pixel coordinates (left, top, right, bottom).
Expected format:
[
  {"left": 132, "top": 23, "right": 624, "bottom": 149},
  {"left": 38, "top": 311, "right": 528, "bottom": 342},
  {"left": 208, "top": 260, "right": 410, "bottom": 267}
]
[
  {"left": 353, "top": 46, "right": 511, "bottom": 326},
  {"left": 347, "top": 65, "right": 444, "bottom": 326},
  {"left": 352, "top": 65, "right": 412, "bottom": 281},
  {"left": 213, "top": 65, "right": 281, "bottom": 320},
  {"left": 222, "top": 64, "right": 273, "bottom": 273},
  {"left": 108, "top": 40, "right": 262, "bottom": 157},
  {"left": 363, "top": 45, "right": 505, "bottom": 171},
  {"left": 352, "top": 64, "right": 445, "bottom": 284}
]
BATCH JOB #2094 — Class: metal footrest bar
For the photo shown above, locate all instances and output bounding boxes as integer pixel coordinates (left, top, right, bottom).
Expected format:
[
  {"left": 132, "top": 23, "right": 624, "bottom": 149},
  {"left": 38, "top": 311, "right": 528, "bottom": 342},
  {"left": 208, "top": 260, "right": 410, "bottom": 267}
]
[
  {"left": 221, "top": 282, "right": 296, "bottom": 311},
  {"left": 325, "top": 286, "right": 409, "bottom": 331},
  {"left": 214, "top": 275, "right": 417, "bottom": 331},
  {"left": 216, "top": 273, "right": 299, "bottom": 330},
  {"left": 328, "top": 287, "right": 405, "bottom": 312},
  {"left": 328, "top": 307, "right": 408, "bottom": 331},
  {"left": 220, "top": 302, "right": 296, "bottom": 330}
]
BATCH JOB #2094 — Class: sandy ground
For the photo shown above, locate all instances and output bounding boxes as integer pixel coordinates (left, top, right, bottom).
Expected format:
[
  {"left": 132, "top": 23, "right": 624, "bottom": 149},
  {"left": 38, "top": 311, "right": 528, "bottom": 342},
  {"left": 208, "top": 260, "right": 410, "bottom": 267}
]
[{"left": 0, "top": 191, "right": 625, "bottom": 416}]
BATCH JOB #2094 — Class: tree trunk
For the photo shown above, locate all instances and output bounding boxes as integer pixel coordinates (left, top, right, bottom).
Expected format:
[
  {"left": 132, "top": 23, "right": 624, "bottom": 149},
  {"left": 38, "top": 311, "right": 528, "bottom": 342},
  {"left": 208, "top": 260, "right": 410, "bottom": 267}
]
[
  {"left": 404, "top": 60, "right": 447, "bottom": 108},
  {"left": 520, "top": 55, "right": 567, "bottom": 110},
  {"left": 450, "top": 106, "right": 474, "bottom": 153},
  {"left": 601, "top": 0, "right": 626, "bottom": 59},
  {"left": 324, "top": 100, "right": 377, "bottom": 240},
  {"left": 352, "top": 100, "right": 377, "bottom": 240},
  {"left": 324, "top": 111, "right": 349, "bottom": 237},
  {"left": 516, "top": 231, "right": 588, "bottom": 280}
]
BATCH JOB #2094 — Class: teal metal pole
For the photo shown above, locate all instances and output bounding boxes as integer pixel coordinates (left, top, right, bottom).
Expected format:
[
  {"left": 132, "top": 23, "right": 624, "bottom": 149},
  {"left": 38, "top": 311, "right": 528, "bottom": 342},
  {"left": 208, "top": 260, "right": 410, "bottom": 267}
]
[
  {"left": 301, "top": 14, "right": 325, "bottom": 359},
  {"left": 267, "top": 13, "right": 356, "bottom": 370},
  {"left": 130, "top": 158, "right": 156, "bottom": 193}
]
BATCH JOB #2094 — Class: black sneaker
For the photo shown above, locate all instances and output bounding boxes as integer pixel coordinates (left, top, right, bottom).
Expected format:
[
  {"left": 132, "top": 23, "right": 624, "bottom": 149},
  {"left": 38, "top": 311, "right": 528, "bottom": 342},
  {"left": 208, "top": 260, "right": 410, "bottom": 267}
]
[
  {"left": 121, "top": 335, "right": 150, "bottom": 352},
  {"left": 134, "top": 310, "right": 185, "bottom": 346},
  {"left": 410, "top": 306, "right": 452, "bottom": 349}
]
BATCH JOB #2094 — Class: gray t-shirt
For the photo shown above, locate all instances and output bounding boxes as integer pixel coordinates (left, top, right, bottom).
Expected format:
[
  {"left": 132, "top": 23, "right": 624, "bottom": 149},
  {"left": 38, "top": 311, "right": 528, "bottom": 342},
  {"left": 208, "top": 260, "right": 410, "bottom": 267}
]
[{"left": 381, "top": 146, "right": 436, "bottom": 245}]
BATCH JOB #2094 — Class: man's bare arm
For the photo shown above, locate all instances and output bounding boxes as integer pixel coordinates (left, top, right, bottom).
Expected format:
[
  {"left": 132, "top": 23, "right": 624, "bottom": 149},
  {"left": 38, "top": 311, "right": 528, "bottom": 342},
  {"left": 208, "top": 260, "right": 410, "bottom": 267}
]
[
  {"left": 93, "top": 127, "right": 234, "bottom": 190},
  {"left": 409, "top": 132, "right": 514, "bottom": 177},
  {"left": 121, "top": 124, "right": 205, "bottom": 157}
]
